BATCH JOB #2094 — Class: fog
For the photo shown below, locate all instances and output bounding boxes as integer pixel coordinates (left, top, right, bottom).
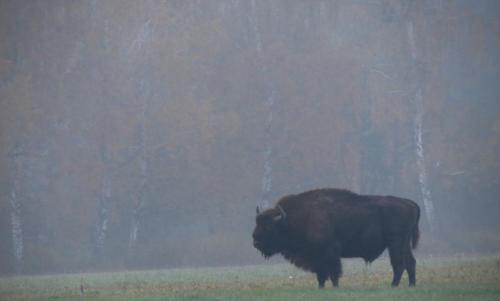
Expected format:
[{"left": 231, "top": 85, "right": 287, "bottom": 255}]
[{"left": 0, "top": 0, "right": 499, "bottom": 275}]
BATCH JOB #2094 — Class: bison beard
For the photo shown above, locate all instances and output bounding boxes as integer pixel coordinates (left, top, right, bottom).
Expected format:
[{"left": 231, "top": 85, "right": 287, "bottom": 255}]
[{"left": 252, "top": 188, "right": 420, "bottom": 288}]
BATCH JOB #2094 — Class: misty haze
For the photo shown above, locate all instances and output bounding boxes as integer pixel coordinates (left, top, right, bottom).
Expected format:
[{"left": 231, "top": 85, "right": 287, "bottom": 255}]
[{"left": 1, "top": 0, "right": 500, "bottom": 300}]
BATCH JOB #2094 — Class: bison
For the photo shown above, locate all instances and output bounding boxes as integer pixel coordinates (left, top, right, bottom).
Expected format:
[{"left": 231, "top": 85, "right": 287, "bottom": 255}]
[{"left": 252, "top": 188, "right": 420, "bottom": 288}]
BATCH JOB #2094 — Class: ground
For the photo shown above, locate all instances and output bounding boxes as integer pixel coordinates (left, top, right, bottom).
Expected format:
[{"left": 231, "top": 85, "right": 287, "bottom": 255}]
[{"left": 1, "top": 255, "right": 499, "bottom": 301}]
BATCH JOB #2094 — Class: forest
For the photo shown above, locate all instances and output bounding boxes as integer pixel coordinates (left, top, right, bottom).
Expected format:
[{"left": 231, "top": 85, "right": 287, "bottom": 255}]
[{"left": 0, "top": 0, "right": 499, "bottom": 275}]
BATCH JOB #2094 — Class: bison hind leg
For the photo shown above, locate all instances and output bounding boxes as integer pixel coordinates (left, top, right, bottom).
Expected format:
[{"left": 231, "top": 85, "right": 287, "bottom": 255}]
[
  {"left": 406, "top": 248, "right": 417, "bottom": 286},
  {"left": 388, "top": 240, "right": 406, "bottom": 287}
]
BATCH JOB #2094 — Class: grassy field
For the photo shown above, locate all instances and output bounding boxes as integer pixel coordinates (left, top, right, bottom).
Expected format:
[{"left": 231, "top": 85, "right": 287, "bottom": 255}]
[{"left": 1, "top": 254, "right": 500, "bottom": 301}]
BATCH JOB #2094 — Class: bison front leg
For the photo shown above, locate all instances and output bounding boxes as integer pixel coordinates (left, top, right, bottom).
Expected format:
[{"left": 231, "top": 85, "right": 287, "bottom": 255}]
[
  {"left": 316, "top": 247, "right": 342, "bottom": 288},
  {"left": 316, "top": 270, "right": 328, "bottom": 288},
  {"left": 329, "top": 255, "right": 342, "bottom": 287}
]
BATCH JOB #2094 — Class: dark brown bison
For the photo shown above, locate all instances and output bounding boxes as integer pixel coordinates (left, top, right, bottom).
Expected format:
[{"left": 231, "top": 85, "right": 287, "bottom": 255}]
[{"left": 252, "top": 188, "right": 420, "bottom": 288}]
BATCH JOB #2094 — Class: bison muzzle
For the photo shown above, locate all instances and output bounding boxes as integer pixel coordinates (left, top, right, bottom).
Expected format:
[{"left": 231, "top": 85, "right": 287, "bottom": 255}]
[{"left": 252, "top": 188, "right": 420, "bottom": 288}]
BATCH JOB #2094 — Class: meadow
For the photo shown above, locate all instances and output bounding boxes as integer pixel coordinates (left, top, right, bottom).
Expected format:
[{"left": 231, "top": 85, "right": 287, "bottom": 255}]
[{"left": 1, "top": 254, "right": 499, "bottom": 301}]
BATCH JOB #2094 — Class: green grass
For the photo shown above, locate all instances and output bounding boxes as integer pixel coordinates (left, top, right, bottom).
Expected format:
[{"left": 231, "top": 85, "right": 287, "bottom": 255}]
[{"left": 1, "top": 255, "right": 500, "bottom": 301}]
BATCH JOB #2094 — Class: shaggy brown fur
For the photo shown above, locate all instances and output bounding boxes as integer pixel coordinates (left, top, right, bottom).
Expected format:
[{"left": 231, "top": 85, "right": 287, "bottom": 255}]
[{"left": 252, "top": 188, "right": 420, "bottom": 288}]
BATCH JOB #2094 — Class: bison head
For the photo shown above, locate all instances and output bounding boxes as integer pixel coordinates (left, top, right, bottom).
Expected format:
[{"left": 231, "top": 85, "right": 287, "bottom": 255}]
[{"left": 252, "top": 205, "right": 287, "bottom": 258}]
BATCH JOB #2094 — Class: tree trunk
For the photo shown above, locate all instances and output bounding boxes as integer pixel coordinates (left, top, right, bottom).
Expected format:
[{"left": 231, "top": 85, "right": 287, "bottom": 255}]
[
  {"left": 250, "top": 0, "right": 275, "bottom": 209},
  {"left": 407, "top": 20, "right": 435, "bottom": 230},
  {"left": 10, "top": 191, "right": 23, "bottom": 274},
  {"left": 94, "top": 176, "right": 111, "bottom": 258},
  {"left": 128, "top": 79, "right": 150, "bottom": 257},
  {"left": 9, "top": 146, "right": 24, "bottom": 274}
]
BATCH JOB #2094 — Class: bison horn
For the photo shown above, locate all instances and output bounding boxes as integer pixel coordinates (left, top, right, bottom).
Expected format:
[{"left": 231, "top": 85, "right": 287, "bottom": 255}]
[
  {"left": 256, "top": 206, "right": 260, "bottom": 215},
  {"left": 275, "top": 204, "right": 287, "bottom": 222}
]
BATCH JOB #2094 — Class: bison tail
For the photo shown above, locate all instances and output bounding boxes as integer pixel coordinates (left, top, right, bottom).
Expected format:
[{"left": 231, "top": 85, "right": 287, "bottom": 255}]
[{"left": 411, "top": 205, "right": 421, "bottom": 249}]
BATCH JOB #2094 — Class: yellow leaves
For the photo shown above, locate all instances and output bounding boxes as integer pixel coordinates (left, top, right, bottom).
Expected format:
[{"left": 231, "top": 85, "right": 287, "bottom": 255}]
[
  {"left": 0, "top": 57, "right": 14, "bottom": 82},
  {"left": 492, "top": 119, "right": 500, "bottom": 134},
  {"left": 161, "top": 95, "right": 240, "bottom": 149},
  {"left": 0, "top": 74, "right": 38, "bottom": 144},
  {"left": 151, "top": 16, "right": 227, "bottom": 76}
]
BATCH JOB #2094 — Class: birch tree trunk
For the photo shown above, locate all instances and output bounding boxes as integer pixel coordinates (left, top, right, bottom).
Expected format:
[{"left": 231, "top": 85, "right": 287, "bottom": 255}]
[
  {"left": 128, "top": 80, "right": 150, "bottom": 257},
  {"left": 407, "top": 20, "right": 435, "bottom": 230},
  {"left": 125, "top": 18, "right": 155, "bottom": 258},
  {"left": 250, "top": 0, "right": 275, "bottom": 209},
  {"left": 8, "top": 146, "right": 24, "bottom": 274},
  {"left": 94, "top": 176, "right": 111, "bottom": 257}
]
